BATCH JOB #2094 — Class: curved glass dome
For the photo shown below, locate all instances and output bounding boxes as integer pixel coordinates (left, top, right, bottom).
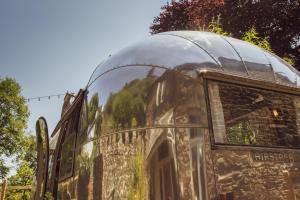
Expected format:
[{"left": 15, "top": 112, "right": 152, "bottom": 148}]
[{"left": 88, "top": 31, "right": 299, "bottom": 87}]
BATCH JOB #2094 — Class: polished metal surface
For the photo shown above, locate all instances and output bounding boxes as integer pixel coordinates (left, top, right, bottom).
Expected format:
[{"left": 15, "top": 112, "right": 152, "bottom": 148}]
[
  {"left": 71, "top": 127, "right": 209, "bottom": 200},
  {"left": 88, "top": 31, "right": 299, "bottom": 88},
  {"left": 46, "top": 31, "right": 300, "bottom": 200},
  {"left": 208, "top": 80, "right": 300, "bottom": 148}
]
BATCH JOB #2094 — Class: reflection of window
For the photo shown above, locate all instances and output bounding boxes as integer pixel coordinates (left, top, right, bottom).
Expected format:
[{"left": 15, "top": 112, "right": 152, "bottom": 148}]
[
  {"left": 208, "top": 81, "right": 300, "bottom": 148},
  {"left": 190, "top": 130, "right": 206, "bottom": 200},
  {"left": 59, "top": 134, "right": 76, "bottom": 180},
  {"left": 149, "top": 141, "right": 177, "bottom": 200},
  {"left": 59, "top": 112, "right": 78, "bottom": 181},
  {"left": 158, "top": 142, "right": 174, "bottom": 200},
  {"left": 77, "top": 98, "right": 88, "bottom": 145}
]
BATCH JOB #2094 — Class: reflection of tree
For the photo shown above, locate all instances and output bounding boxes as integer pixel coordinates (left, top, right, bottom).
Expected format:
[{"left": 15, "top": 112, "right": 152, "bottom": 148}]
[
  {"left": 87, "top": 93, "right": 102, "bottom": 137},
  {"left": 88, "top": 94, "right": 99, "bottom": 123},
  {"left": 104, "top": 76, "right": 156, "bottom": 130}
]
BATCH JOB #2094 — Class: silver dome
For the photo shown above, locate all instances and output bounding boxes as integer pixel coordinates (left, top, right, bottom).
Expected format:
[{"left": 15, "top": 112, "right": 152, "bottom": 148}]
[{"left": 88, "top": 31, "right": 299, "bottom": 87}]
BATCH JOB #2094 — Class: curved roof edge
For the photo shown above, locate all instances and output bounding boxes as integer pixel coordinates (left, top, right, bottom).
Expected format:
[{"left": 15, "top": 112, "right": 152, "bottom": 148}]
[{"left": 88, "top": 31, "right": 300, "bottom": 89}]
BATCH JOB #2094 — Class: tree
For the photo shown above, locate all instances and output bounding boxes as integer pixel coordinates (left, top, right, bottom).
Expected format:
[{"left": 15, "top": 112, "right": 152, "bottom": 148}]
[
  {"left": 150, "top": 0, "right": 300, "bottom": 69},
  {"left": 0, "top": 77, "right": 29, "bottom": 179},
  {"left": 150, "top": 0, "right": 223, "bottom": 34},
  {"left": 5, "top": 134, "right": 36, "bottom": 200},
  {"left": 5, "top": 161, "right": 33, "bottom": 200},
  {"left": 188, "top": 0, "right": 224, "bottom": 30},
  {"left": 220, "top": 0, "right": 300, "bottom": 68},
  {"left": 208, "top": 17, "right": 273, "bottom": 52},
  {"left": 16, "top": 134, "right": 36, "bottom": 171},
  {"left": 0, "top": 160, "right": 9, "bottom": 180},
  {"left": 150, "top": 0, "right": 193, "bottom": 34}
]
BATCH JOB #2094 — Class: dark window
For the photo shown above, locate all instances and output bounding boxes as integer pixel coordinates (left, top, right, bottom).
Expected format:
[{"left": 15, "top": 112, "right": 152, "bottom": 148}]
[
  {"left": 59, "top": 111, "right": 79, "bottom": 181},
  {"left": 59, "top": 133, "right": 76, "bottom": 180},
  {"left": 208, "top": 81, "right": 300, "bottom": 148}
]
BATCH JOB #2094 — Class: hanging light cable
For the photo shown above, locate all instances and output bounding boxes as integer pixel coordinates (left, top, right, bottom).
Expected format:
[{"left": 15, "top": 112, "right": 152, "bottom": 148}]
[{"left": 25, "top": 92, "right": 75, "bottom": 102}]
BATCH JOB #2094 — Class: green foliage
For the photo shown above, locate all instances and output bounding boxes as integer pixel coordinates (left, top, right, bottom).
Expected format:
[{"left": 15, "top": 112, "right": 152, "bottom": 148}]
[
  {"left": 0, "top": 160, "right": 9, "bottom": 180},
  {"left": 6, "top": 161, "right": 33, "bottom": 200},
  {"left": 150, "top": 0, "right": 193, "bottom": 34},
  {"left": 87, "top": 93, "right": 103, "bottom": 137},
  {"left": 220, "top": 0, "right": 300, "bottom": 68},
  {"left": 150, "top": 0, "right": 223, "bottom": 34},
  {"left": 112, "top": 89, "right": 133, "bottom": 128},
  {"left": 45, "top": 192, "right": 53, "bottom": 200},
  {"left": 88, "top": 94, "right": 99, "bottom": 123},
  {"left": 17, "top": 134, "right": 36, "bottom": 171},
  {"left": 242, "top": 27, "right": 272, "bottom": 52},
  {"left": 208, "top": 20, "right": 274, "bottom": 54},
  {"left": 128, "top": 154, "right": 145, "bottom": 200},
  {"left": 283, "top": 56, "right": 295, "bottom": 66},
  {"left": 105, "top": 75, "right": 155, "bottom": 130},
  {"left": 151, "top": 0, "right": 300, "bottom": 69},
  {"left": 208, "top": 15, "right": 231, "bottom": 36},
  {"left": 227, "top": 121, "right": 256, "bottom": 145},
  {"left": 0, "top": 77, "right": 29, "bottom": 179}
]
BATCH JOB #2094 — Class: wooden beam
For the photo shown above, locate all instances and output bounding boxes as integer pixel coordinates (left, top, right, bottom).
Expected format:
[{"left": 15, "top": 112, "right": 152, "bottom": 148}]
[
  {"left": 7, "top": 185, "right": 33, "bottom": 190},
  {"left": 0, "top": 180, "right": 7, "bottom": 200}
]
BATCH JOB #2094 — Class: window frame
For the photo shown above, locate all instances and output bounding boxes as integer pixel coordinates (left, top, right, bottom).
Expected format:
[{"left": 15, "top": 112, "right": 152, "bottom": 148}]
[
  {"left": 57, "top": 103, "right": 82, "bottom": 182},
  {"left": 58, "top": 129, "right": 77, "bottom": 182},
  {"left": 203, "top": 74, "right": 300, "bottom": 151}
]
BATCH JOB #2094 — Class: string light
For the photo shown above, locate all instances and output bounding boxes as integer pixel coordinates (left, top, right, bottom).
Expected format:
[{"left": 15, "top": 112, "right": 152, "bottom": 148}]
[{"left": 25, "top": 92, "right": 75, "bottom": 102}]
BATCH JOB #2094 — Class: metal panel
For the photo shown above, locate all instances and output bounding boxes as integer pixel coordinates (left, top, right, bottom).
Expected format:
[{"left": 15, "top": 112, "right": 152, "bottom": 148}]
[
  {"left": 88, "top": 34, "right": 220, "bottom": 85},
  {"left": 88, "top": 31, "right": 299, "bottom": 89},
  {"left": 163, "top": 31, "right": 248, "bottom": 76}
]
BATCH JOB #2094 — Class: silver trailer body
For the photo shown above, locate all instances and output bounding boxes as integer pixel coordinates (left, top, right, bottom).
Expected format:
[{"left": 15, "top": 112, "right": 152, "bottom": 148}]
[{"left": 43, "top": 31, "right": 300, "bottom": 200}]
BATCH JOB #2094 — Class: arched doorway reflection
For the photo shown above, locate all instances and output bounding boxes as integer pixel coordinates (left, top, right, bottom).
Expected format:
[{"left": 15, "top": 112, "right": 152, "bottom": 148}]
[{"left": 149, "top": 140, "right": 177, "bottom": 200}]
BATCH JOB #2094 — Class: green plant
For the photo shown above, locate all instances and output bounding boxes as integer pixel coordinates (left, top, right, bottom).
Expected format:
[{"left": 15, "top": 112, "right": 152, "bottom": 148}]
[
  {"left": 128, "top": 154, "right": 145, "bottom": 200},
  {"left": 208, "top": 15, "right": 231, "bottom": 36},
  {"left": 0, "top": 77, "right": 29, "bottom": 179},
  {"left": 6, "top": 161, "right": 33, "bottom": 200},
  {"left": 242, "top": 27, "right": 272, "bottom": 52},
  {"left": 226, "top": 120, "right": 256, "bottom": 145},
  {"left": 45, "top": 192, "right": 53, "bottom": 200},
  {"left": 283, "top": 56, "right": 295, "bottom": 66}
]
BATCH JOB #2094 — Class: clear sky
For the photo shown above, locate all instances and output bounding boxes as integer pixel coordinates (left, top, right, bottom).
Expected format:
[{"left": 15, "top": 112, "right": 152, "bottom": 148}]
[{"left": 0, "top": 0, "right": 168, "bottom": 134}]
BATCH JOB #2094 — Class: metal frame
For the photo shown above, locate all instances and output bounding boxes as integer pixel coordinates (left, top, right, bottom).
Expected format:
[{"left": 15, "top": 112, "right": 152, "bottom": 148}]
[
  {"left": 49, "top": 91, "right": 84, "bottom": 197},
  {"left": 201, "top": 70, "right": 300, "bottom": 95},
  {"left": 201, "top": 70, "right": 300, "bottom": 151}
]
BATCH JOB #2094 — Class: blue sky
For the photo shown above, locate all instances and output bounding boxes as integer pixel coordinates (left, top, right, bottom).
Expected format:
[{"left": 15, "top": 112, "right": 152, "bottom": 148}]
[{"left": 0, "top": 0, "right": 168, "bottom": 134}]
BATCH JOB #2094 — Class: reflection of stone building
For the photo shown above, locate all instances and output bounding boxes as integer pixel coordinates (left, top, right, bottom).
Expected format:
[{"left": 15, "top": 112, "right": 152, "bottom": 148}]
[
  {"left": 51, "top": 31, "right": 300, "bottom": 200},
  {"left": 77, "top": 71, "right": 180, "bottom": 199},
  {"left": 70, "top": 69, "right": 209, "bottom": 200}
]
